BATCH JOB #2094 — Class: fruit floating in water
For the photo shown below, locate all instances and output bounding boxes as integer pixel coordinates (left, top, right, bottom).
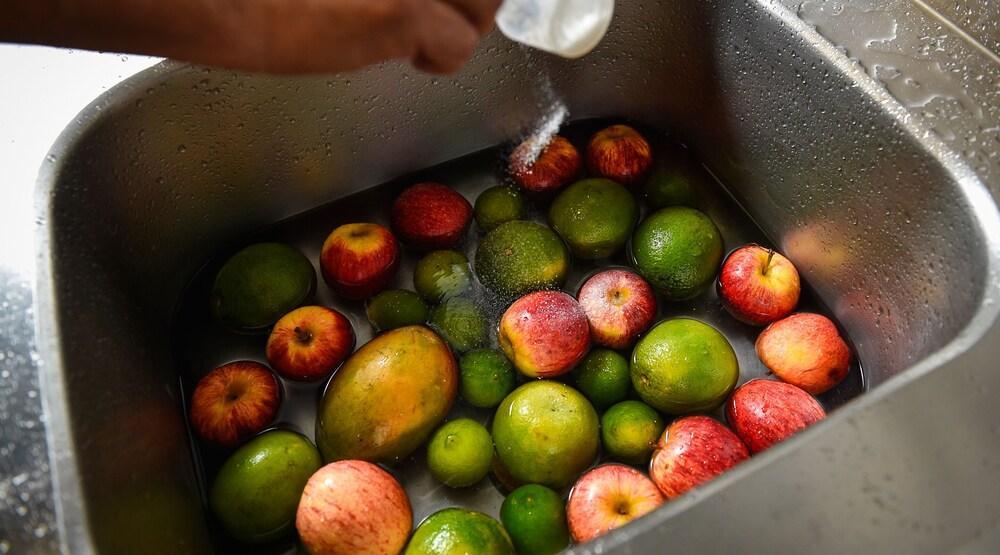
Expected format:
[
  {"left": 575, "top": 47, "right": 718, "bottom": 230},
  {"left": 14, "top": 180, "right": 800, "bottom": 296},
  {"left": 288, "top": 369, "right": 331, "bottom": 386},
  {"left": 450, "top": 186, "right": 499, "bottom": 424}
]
[
  {"left": 500, "top": 484, "right": 570, "bottom": 555},
  {"left": 266, "top": 305, "right": 354, "bottom": 381},
  {"left": 577, "top": 268, "right": 657, "bottom": 350},
  {"left": 631, "top": 318, "right": 739, "bottom": 414},
  {"left": 321, "top": 223, "right": 399, "bottom": 300},
  {"left": 459, "top": 349, "right": 516, "bottom": 409},
  {"left": 586, "top": 124, "right": 653, "bottom": 187},
  {"left": 649, "top": 415, "right": 749, "bottom": 498},
  {"left": 211, "top": 430, "right": 321, "bottom": 544},
  {"left": 601, "top": 400, "right": 665, "bottom": 466},
  {"left": 548, "top": 178, "right": 638, "bottom": 259},
  {"left": 726, "top": 378, "right": 826, "bottom": 453},
  {"left": 718, "top": 245, "right": 801, "bottom": 326},
  {"left": 211, "top": 242, "right": 315, "bottom": 331},
  {"left": 492, "top": 381, "right": 599, "bottom": 489},
  {"left": 642, "top": 145, "right": 707, "bottom": 209},
  {"left": 756, "top": 312, "right": 851, "bottom": 394},
  {"left": 365, "top": 289, "right": 429, "bottom": 332},
  {"left": 474, "top": 185, "right": 527, "bottom": 231},
  {"left": 630, "top": 206, "right": 723, "bottom": 301},
  {"left": 316, "top": 325, "right": 457, "bottom": 463},
  {"left": 573, "top": 348, "right": 632, "bottom": 411},
  {"left": 296, "top": 459, "right": 412, "bottom": 555},
  {"left": 413, "top": 249, "right": 472, "bottom": 303},
  {"left": 474, "top": 220, "right": 569, "bottom": 298},
  {"left": 428, "top": 297, "right": 488, "bottom": 353},
  {"left": 426, "top": 418, "right": 494, "bottom": 488},
  {"left": 498, "top": 290, "right": 590, "bottom": 378},
  {"left": 566, "top": 464, "right": 664, "bottom": 544},
  {"left": 509, "top": 134, "right": 580, "bottom": 194},
  {"left": 391, "top": 182, "right": 472, "bottom": 250},
  {"left": 404, "top": 508, "right": 515, "bottom": 555},
  {"left": 189, "top": 360, "right": 280, "bottom": 448}
]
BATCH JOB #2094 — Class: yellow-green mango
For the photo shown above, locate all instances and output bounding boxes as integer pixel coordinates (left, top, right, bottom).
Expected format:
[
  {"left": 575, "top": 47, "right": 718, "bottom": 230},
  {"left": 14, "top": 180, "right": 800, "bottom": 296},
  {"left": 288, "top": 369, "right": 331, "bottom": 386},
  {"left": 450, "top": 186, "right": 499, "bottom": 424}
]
[{"left": 316, "top": 325, "right": 458, "bottom": 463}]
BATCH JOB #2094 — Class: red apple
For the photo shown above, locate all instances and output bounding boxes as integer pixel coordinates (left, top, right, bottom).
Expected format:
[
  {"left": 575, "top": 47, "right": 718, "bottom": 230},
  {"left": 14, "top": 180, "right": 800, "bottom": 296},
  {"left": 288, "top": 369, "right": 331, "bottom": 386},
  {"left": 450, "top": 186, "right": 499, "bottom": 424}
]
[
  {"left": 586, "top": 125, "right": 653, "bottom": 187},
  {"left": 189, "top": 361, "right": 280, "bottom": 448},
  {"left": 391, "top": 182, "right": 472, "bottom": 250},
  {"left": 566, "top": 464, "right": 664, "bottom": 543},
  {"left": 509, "top": 134, "right": 581, "bottom": 193},
  {"left": 321, "top": 223, "right": 399, "bottom": 300},
  {"left": 296, "top": 460, "right": 412, "bottom": 555},
  {"left": 266, "top": 306, "right": 355, "bottom": 381},
  {"left": 649, "top": 415, "right": 749, "bottom": 498},
  {"left": 498, "top": 290, "right": 590, "bottom": 378},
  {"left": 726, "top": 378, "right": 826, "bottom": 453},
  {"left": 718, "top": 245, "right": 801, "bottom": 325},
  {"left": 577, "top": 269, "right": 657, "bottom": 349},
  {"left": 756, "top": 312, "right": 851, "bottom": 394}
]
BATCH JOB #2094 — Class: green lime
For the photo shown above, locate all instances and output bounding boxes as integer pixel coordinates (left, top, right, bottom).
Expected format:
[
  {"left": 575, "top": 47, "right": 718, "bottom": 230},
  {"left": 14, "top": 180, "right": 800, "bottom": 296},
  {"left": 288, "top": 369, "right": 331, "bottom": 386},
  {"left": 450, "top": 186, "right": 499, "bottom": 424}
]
[
  {"left": 601, "top": 400, "right": 665, "bottom": 465},
  {"left": 426, "top": 419, "right": 494, "bottom": 487},
  {"left": 631, "top": 318, "right": 739, "bottom": 414},
  {"left": 475, "top": 221, "right": 569, "bottom": 298},
  {"left": 366, "top": 289, "right": 428, "bottom": 331},
  {"left": 428, "top": 297, "right": 487, "bottom": 352},
  {"left": 643, "top": 151, "right": 706, "bottom": 209},
  {"left": 459, "top": 349, "right": 516, "bottom": 408},
  {"left": 549, "top": 178, "right": 638, "bottom": 259},
  {"left": 475, "top": 186, "right": 527, "bottom": 231},
  {"left": 630, "top": 207, "right": 723, "bottom": 300},
  {"left": 573, "top": 348, "right": 631, "bottom": 410},
  {"left": 405, "top": 508, "right": 515, "bottom": 555},
  {"left": 500, "top": 485, "right": 569, "bottom": 555},
  {"left": 492, "top": 381, "right": 599, "bottom": 489},
  {"left": 414, "top": 250, "right": 472, "bottom": 303},
  {"left": 209, "top": 430, "right": 321, "bottom": 544},
  {"left": 211, "top": 242, "right": 315, "bottom": 331}
]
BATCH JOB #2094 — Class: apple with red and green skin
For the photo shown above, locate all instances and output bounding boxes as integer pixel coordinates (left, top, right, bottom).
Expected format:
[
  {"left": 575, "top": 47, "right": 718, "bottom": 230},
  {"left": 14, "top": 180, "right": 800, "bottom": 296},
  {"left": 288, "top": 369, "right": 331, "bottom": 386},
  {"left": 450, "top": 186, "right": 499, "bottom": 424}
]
[
  {"left": 296, "top": 460, "right": 412, "bottom": 555},
  {"left": 718, "top": 245, "right": 801, "bottom": 326},
  {"left": 498, "top": 290, "right": 591, "bottom": 378},
  {"left": 648, "top": 415, "right": 749, "bottom": 499},
  {"left": 189, "top": 361, "right": 280, "bottom": 448},
  {"left": 756, "top": 312, "right": 851, "bottom": 394},
  {"left": 265, "top": 306, "right": 354, "bottom": 382},
  {"left": 577, "top": 268, "right": 657, "bottom": 349},
  {"left": 586, "top": 124, "right": 653, "bottom": 187},
  {"left": 509, "top": 135, "right": 581, "bottom": 194},
  {"left": 566, "top": 463, "right": 664, "bottom": 543},
  {"left": 391, "top": 182, "right": 472, "bottom": 250},
  {"left": 725, "top": 378, "right": 826, "bottom": 453},
  {"left": 321, "top": 223, "right": 399, "bottom": 300}
]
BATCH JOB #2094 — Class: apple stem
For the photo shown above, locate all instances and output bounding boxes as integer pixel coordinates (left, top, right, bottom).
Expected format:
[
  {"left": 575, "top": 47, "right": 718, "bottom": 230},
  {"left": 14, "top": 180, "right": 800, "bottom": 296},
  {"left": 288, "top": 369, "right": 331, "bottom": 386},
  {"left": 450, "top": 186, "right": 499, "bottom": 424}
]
[
  {"left": 763, "top": 249, "right": 775, "bottom": 276},
  {"left": 294, "top": 326, "right": 312, "bottom": 344}
]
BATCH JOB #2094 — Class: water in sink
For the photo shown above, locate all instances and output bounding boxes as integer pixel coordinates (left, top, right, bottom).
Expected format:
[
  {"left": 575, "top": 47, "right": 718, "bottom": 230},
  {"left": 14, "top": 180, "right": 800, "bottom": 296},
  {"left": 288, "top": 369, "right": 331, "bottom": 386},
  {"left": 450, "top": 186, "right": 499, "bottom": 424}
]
[{"left": 170, "top": 118, "right": 865, "bottom": 553}]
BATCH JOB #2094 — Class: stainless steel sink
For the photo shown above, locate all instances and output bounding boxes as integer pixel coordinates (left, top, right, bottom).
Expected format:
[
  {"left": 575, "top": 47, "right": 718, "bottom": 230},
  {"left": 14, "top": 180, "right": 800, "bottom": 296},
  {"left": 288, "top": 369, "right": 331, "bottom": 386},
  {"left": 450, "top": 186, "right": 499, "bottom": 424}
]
[{"left": 34, "top": 0, "right": 1000, "bottom": 552}]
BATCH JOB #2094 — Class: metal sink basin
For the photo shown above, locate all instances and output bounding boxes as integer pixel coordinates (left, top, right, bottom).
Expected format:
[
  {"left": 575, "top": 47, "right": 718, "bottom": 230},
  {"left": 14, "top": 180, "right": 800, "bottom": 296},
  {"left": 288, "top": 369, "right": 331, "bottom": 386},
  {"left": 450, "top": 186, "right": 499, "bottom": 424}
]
[{"left": 34, "top": 0, "right": 1000, "bottom": 552}]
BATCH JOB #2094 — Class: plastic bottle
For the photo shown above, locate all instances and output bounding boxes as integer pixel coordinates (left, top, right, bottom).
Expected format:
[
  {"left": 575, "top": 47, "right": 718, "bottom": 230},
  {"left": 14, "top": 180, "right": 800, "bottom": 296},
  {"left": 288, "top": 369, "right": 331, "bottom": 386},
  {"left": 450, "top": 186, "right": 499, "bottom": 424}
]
[{"left": 496, "top": 0, "right": 615, "bottom": 59}]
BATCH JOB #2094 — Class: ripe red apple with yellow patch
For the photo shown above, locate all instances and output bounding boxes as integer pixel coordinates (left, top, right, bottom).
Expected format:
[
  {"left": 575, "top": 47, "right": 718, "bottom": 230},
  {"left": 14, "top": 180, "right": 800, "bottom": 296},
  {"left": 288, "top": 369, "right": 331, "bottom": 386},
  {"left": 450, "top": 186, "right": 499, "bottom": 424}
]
[
  {"left": 649, "top": 415, "right": 749, "bottom": 499},
  {"left": 756, "top": 312, "right": 851, "bottom": 394},
  {"left": 296, "top": 460, "right": 412, "bottom": 555},
  {"left": 321, "top": 223, "right": 399, "bottom": 300},
  {"left": 189, "top": 361, "right": 280, "bottom": 448},
  {"left": 498, "top": 290, "right": 590, "bottom": 378},
  {"left": 586, "top": 125, "right": 653, "bottom": 187},
  {"left": 509, "top": 135, "right": 581, "bottom": 193},
  {"left": 577, "top": 268, "right": 657, "bottom": 349},
  {"left": 726, "top": 378, "right": 826, "bottom": 453},
  {"left": 566, "top": 464, "right": 664, "bottom": 543},
  {"left": 266, "top": 306, "right": 354, "bottom": 381},
  {"left": 718, "top": 245, "right": 800, "bottom": 326},
  {"left": 391, "top": 182, "right": 472, "bottom": 250}
]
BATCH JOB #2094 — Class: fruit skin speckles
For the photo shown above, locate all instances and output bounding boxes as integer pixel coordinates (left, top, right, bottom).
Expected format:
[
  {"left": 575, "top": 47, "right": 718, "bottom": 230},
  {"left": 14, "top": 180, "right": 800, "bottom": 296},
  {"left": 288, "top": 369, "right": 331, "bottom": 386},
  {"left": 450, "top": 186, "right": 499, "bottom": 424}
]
[
  {"left": 509, "top": 135, "right": 581, "bottom": 194},
  {"left": 499, "top": 291, "right": 590, "bottom": 378},
  {"left": 296, "top": 460, "right": 412, "bottom": 555},
  {"left": 391, "top": 182, "right": 472, "bottom": 250},
  {"left": 566, "top": 464, "right": 664, "bottom": 543},
  {"left": 266, "top": 305, "right": 354, "bottom": 382},
  {"left": 189, "top": 360, "right": 280, "bottom": 448},
  {"left": 577, "top": 268, "right": 657, "bottom": 350},
  {"left": 649, "top": 415, "right": 749, "bottom": 499},
  {"left": 321, "top": 223, "right": 399, "bottom": 300},
  {"left": 755, "top": 312, "right": 851, "bottom": 394},
  {"left": 725, "top": 379, "right": 826, "bottom": 453},
  {"left": 585, "top": 125, "right": 653, "bottom": 187}
]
